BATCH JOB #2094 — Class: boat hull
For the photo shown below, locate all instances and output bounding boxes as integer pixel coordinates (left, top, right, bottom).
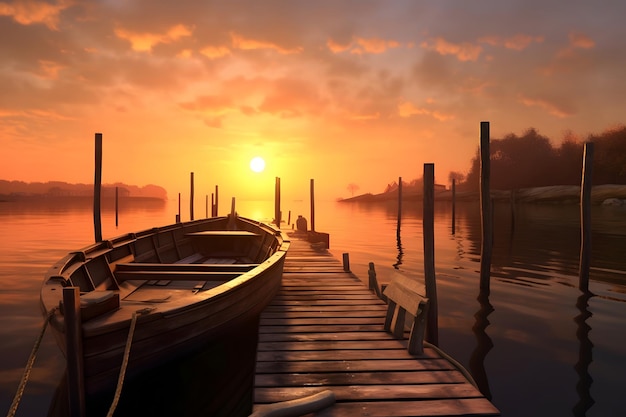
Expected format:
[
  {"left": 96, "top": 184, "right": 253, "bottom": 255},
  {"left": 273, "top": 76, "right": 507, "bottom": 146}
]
[{"left": 41, "top": 216, "right": 289, "bottom": 416}]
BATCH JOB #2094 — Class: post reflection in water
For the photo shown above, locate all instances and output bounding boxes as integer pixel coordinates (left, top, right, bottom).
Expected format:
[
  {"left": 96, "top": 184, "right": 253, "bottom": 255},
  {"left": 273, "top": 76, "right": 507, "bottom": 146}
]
[
  {"left": 573, "top": 292, "right": 594, "bottom": 416},
  {"left": 470, "top": 289, "right": 495, "bottom": 401},
  {"left": 393, "top": 227, "right": 404, "bottom": 269}
]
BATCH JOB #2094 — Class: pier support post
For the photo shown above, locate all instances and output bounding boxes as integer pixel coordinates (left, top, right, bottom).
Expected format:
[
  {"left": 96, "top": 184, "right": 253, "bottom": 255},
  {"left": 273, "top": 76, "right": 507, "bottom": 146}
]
[
  {"left": 579, "top": 142, "right": 594, "bottom": 292},
  {"left": 310, "top": 179, "right": 316, "bottom": 232},
  {"left": 93, "top": 133, "right": 103, "bottom": 243},
  {"left": 63, "top": 287, "right": 86, "bottom": 417},
  {"left": 479, "top": 121, "right": 493, "bottom": 294},
  {"left": 423, "top": 163, "right": 438, "bottom": 346},
  {"left": 275, "top": 177, "right": 281, "bottom": 228},
  {"left": 190, "top": 172, "right": 195, "bottom": 221},
  {"left": 342, "top": 253, "right": 350, "bottom": 272},
  {"left": 451, "top": 179, "right": 456, "bottom": 235}
]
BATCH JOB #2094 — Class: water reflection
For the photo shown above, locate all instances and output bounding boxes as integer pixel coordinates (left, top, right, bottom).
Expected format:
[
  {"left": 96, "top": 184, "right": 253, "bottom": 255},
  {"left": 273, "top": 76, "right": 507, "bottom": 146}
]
[
  {"left": 393, "top": 227, "right": 404, "bottom": 269},
  {"left": 470, "top": 290, "right": 494, "bottom": 400},
  {"left": 573, "top": 292, "right": 594, "bottom": 416}
]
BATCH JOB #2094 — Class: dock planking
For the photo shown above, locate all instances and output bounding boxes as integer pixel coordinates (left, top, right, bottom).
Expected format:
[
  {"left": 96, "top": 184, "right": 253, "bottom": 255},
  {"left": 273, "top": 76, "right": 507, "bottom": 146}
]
[{"left": 253, "top": 233, "right": 500, "bottom": 416}]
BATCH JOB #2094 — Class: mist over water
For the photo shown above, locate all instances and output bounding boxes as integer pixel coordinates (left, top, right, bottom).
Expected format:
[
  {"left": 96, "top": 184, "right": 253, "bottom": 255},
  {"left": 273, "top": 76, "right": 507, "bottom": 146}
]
[{"left": 1, "top": 198, "right": 625, "bottom": 416}]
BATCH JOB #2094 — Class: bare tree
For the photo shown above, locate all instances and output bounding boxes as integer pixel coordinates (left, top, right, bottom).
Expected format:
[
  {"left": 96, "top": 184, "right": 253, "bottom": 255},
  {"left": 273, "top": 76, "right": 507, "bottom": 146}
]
[{"left": 347, "top": 183, "right": 360, "bottom": 196}]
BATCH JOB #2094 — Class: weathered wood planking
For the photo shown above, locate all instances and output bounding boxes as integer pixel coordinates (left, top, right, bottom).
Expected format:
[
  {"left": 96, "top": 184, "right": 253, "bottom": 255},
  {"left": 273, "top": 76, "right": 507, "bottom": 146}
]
[{"left": 254, "top": 234, "right": 500, "bottom": 416}]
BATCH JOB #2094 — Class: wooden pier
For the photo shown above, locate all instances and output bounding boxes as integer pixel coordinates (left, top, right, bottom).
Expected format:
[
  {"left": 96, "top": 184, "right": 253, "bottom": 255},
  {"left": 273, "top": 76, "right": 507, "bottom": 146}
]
[{"left": 253, "top": 233, "right": 500, "bottom": 416}]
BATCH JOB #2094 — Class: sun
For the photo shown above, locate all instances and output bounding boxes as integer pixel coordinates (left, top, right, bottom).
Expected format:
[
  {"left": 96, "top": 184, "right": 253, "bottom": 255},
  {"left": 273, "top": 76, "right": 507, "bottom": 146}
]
[{"left": 250, "top": 156, "right": 266, "bottom": 173}]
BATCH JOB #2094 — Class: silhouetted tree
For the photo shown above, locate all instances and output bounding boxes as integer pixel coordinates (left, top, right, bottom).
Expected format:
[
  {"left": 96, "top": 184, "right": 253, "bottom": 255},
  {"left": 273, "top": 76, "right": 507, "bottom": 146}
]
[{"left": 347, "top": 183, "right": 360, "bottom": 196}]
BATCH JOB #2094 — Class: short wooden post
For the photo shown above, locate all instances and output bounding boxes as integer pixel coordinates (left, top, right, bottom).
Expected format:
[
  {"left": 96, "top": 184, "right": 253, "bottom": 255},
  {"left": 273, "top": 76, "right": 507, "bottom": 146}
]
[
  {"left": 579, "top": 142, "right": 594, "bottom": 292},
  {"left": 93, "top": 133, "right": 103, "bottom": 243},
  {"left": 287, "top": 210, "right": 291, "bottom": 226},
  {"left": 479, "top": 121, "right": 493, "bottom": 294},
  {"left": 451, "top": 179, "right": 456, "bottom": 235},
  {"left": 423, "top": 163, "right": 438, "bottom": 345},
  {"left": 368, "top": 262, "right": 383, "bottom": 299},
  {"left": 115, "top": 186, "right": 119, "bottom": 227},
  {"left": 342, "top": 253, "right": 350, "bottom": 272},
  {"left": 178, "top": 193, "right": 181, "bottom": 221},
  {"left": 190, "top": 172, "right": 195, "bottom": 221},
  {"left": 211, "top": 193, "right": 215, "bottom": 217},
  {"left": 275, "top": 177, "right": 281, "bottom": 227},
  {"left": 205, "top": 195, "right": 208, "bottom": 218},
  {"left": 215, "top": 185, "right": 219, "bottom": 217},
  {"left": 63, "top": 287, "right": 86, "bottom": 417},
  {"left": 397, "top": 176, "right": 402, "bottom": 237},
  {"left": 310, "top": 179, "right": 316, "bottom": 232}
]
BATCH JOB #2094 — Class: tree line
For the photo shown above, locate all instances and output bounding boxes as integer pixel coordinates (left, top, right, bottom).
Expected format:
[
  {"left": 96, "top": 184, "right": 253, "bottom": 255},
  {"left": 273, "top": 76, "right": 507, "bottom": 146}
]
[{"left": 452, "top": 125, "right": 626, "bottom": 191}]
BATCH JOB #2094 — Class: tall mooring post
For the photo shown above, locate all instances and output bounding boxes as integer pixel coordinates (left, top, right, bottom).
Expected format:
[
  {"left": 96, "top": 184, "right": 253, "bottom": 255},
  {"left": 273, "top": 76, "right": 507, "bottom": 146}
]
[
  {"left": 310, "top": 179, "right": 316, "bottom": 232},
  {"left": 397, "top": 176, "right": 403, "bottom": 238},
  {"left": 579, "top": 142, "right": 594, "bottom": 292},
  {"left": 93, "top": 133, "right": 103, "bottom": 242},
  {"left": 423, "top": 163, "right": 438, "bottom": 345},
  {"left": 190, "top": 172, "right": 195, "bottom": 221},
  {"left": 275, "top": 177, "right": 281, "bottom": 228},
  {"left": 479, "top": 121, "right": 493, "bottom": 294}
]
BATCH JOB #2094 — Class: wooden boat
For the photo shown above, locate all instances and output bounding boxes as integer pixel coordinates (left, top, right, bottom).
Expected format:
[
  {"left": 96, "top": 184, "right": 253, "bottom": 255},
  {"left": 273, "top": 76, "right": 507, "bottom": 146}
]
[{"left": 40, "top": 214, "right": 289, "bottom": 415}]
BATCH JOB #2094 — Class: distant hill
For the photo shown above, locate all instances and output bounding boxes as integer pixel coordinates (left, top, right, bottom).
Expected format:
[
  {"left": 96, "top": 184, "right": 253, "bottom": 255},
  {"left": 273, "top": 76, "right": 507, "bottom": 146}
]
[{"left": 0, "top": 180, "right": 167, "bottom": 201}]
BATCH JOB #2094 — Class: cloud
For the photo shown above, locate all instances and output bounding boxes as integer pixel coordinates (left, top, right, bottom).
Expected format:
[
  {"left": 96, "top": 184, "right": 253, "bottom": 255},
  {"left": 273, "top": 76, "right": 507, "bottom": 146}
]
[
  {"left": 327, "top": 36, "right": 401, "bottom": 55},
  {"left": 114, "top": 24, "right": 192, "bottom": 52},
  {"left": 420, "top": 37, "right": 482, "bottom": 61},
  {"left": 479, "top": 34, "right": 544, "bottom": 51},
  {"left": 397, "top": 100, "right": 454, "bottom": 121},
  {"left": 199, "top": 45, "right": 231, "bottom": 59},
  {"left": 230, "top": 32, "right": 303, "bottom": 54},
  {"left": 519, "top": 95, "right": 575, "bottom": 118},
  {"left": 0, "top": 0, "right": 72, "bottom": 30}
]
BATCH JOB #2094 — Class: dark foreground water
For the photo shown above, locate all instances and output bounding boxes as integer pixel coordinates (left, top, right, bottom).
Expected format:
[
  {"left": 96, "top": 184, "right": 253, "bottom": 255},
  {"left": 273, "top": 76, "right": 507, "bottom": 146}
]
[{"left": 1, "top": 197, "right": 625, "bottom": 416}]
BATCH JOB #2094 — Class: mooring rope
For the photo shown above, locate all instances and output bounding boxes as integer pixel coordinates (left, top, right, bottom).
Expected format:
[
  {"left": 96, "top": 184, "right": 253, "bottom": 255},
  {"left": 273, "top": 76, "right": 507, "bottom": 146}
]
[
  {"left": 424, "top": 341, "right": 479, "bottom": 388},
  {"left": 106, "top": 311, "right": 139, "bottom": 417},
  {"left": 6, "top": 308, "right": 57, "bottom": 417}
]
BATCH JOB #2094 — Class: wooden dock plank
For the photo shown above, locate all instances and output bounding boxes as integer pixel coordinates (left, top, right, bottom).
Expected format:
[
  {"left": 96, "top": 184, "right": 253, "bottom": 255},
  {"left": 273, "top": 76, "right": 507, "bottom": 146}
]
[{"left": 254, "top": 234, "right": 500, "bottom": 416}]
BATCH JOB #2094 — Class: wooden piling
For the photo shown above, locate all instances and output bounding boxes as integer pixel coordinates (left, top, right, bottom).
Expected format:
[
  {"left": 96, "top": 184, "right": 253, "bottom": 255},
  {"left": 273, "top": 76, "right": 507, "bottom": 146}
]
[
  {"left": 211, "top": 193, "right": 215, "bottom": 217},
  {"left": 190, "top": 172, "right": 195, "bottom": 221},
  {"left": 93, "top": 133, "right": 103, "bottom": 243},
  {"left": 579, "top": 142, "right": 594, "bottom": 292},
  {"left": 178, "top": 193, "right": 181, "bottom": 221},
  {"left": 63, "top": 287, "right": 86, "bottom": 417},
  {"left": 479, "top": 121, "right": 493, "bottom": 294},
  {"left": 310, "top": 179, "right": 316, "bottom": 232},
  {"left": 451, "top": 179, "right": 456, "bottom": 235},
  {"left": 342, "top": 253, "right": 350, "bottom": 272},
  {"left": 115, "top": 186, "right": 119, "bottom": 227},
  {"left": 215, "top": 185, "right": 219, "bottom": 217},
  {"left": 287, "top": 210, "right": 291, "bottom": 226},
  {"left": 397, "top": 176, "right": 402, "bottom": 237},
  {"left": 423, "top": 163, "right": 438, "bottom": 346},
  {"left": 206, "top": 195, "right": 209, "bottom": 218},
  {"left": 275, "top": 177, "right": 281, "bottom": 228}
]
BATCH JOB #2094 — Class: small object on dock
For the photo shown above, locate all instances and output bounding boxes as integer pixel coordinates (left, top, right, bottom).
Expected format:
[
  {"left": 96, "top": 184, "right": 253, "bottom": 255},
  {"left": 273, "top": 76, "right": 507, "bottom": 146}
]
[{"left": 249, "top": 390, "right": 335, "bottom": 417}]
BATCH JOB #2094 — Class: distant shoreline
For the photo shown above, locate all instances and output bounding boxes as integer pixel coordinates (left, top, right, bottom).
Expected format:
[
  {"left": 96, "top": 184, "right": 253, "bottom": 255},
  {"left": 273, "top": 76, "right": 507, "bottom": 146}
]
[{"left": 339, "top": 184, "right": 626, "bottom": 205}]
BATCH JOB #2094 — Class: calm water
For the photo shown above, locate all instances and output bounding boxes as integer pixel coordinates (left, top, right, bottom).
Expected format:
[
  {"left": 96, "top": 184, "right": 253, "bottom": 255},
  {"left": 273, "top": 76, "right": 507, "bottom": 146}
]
[{"left": 1, "top": 197, "right": 625, "bottom": 416}]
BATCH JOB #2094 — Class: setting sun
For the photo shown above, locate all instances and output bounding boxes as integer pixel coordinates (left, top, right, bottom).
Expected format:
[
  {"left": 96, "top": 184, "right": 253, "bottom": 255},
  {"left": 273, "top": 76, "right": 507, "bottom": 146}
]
[{"left": 250, "top": 157, "right": 266, "bottom": 173}]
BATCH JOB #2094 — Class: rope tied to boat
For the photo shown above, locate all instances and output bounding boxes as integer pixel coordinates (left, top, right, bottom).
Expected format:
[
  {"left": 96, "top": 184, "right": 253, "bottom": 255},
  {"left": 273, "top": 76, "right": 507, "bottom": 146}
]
[
  {"left": 106, "top": 307, "right": 153, "bottom": 417},
  {"left": 5, "top": 307, "right": 58, "bottom": 417}
]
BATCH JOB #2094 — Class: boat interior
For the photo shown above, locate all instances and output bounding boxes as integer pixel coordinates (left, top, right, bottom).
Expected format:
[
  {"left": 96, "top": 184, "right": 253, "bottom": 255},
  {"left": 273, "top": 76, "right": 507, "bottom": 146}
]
[{"left": 44, "top": 217, "right": 284, "bottom": 320}]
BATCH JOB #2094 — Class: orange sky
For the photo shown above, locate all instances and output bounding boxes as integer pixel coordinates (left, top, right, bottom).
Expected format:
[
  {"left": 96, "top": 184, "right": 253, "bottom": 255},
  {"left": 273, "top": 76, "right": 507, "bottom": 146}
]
[{"left": 1, "top": 0, "right": 625, "bottom": 202}]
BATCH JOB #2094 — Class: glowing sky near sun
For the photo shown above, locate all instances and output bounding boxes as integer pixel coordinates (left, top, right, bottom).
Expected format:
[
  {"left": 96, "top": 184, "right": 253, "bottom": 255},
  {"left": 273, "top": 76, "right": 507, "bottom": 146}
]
[{"left": 1, "top": 0, "right": 625, "bottom": 201}]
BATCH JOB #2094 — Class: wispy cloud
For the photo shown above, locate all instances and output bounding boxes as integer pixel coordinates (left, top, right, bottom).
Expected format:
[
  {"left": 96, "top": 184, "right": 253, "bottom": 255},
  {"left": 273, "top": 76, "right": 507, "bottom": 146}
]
[
  {"left": 0, "top": 0, "right": 72, "bottom": 30},
  {"left": 115, "top": 24, "right": 193, "bottom": 52}
]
